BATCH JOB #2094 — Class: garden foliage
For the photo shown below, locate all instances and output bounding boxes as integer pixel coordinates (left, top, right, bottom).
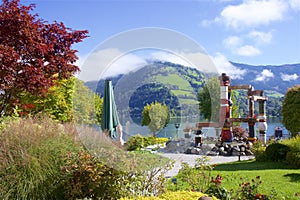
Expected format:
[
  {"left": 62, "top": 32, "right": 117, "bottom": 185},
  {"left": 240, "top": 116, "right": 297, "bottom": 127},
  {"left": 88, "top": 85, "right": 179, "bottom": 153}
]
[
  {"left": 282, "top": 135, "right": 300, "bottom": 168},
  {"left": 282, "top": 85, "right": 300, "bottom": 137},
  {"left": 141, "top": 102, "right": 169, "bottom": 137},
  {"left": 254, "top": 136, "right": 300, "bottom": 168},
  {"left": 125, "top": 134, "right": 168, "bottom": 151},
  {"left": 0, "top": 117, "right": 80, "bottom": 199},
  {"left": 0, "top": 117, "right": 172, "bottom": 199},
  {"left": 265, "top": 143, "right": 290, "bottom": 162},
  {"left": 61, "top": 150, "right": 131, "bottom": 199},
  {"left": 0, "top": 0, "right": 88, "bottom": 117},
  {"left": 120, "top": 190, "right": 218, "bottom": 200}
]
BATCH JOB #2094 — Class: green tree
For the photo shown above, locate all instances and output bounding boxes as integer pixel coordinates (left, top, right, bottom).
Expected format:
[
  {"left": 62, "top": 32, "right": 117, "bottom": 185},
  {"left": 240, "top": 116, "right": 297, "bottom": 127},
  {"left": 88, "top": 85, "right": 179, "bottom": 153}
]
[
  {"left": 231, "top": 90, "right": 240, "bottom": 119},
  {"left": 73, "top": 79, "right": 103, "bottom": 125},
  {"left": 0, "top": 0, "right": 88, "bottom": 117},
  {"left": 13, "top": 77, "right": 75, "bottom": 122},
  {"left": 198, "top": 77, "right": 220, "bottom": 121},
  {"left": 282, "top": 85, "right": 300, "bottom": 137},
  {"left": 266, "top": 97, "right": 283, "bottom": 117},
  {"left": 13, "top": 77, "right": 103, "bottom": 124},
  {"left": 44, "top": 78, "right": 75, "bottom": 122},
  {"left": 141, "top": 102, "right": 169, "bottom": 137},
  {"left": 198, "top": 77, "right": 240, "bottom": 122}
]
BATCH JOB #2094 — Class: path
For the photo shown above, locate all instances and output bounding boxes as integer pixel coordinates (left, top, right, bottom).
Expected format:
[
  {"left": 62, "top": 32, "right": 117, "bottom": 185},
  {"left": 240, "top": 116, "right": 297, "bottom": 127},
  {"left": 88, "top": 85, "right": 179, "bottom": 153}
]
[{"left": 158, "top": 153, "right": 255, "bottom": 177}]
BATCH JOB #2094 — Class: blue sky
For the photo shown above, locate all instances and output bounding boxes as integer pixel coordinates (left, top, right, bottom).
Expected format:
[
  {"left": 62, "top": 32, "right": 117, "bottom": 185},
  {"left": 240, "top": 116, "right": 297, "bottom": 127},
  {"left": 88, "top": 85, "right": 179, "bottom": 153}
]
[{"left": 20, "top": 0, "right": 300, "bottom": 80}]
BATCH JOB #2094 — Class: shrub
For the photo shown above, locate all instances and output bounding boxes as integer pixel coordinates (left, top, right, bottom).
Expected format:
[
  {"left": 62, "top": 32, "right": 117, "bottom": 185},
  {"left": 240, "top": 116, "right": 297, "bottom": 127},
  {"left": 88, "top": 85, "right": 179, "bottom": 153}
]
[
  {"left": 0, "top": 117, "right": 80, "bottom": 199},
  {"left": 205, "top": 175, "right": 231, "bottom": 200},
  {"left": 120, "top": 190, "right": 218, "bottom": 200},
  {"left": 265, "top": 143, "right": 290, "bottom": 162},
  {"left": 286, "top": 151, "right": 300, "bottom": 168},
  {"left": 281, "top": 136, "right": 300, "bottom": 168},
  {"left": 232, "top": 126, "right": 246, "bottom": 138},
  {"left": 0, "top": 117, "right": 173, "bottom": 199},
  {"left": 126, "top": 134, "right": 145, "bottom": 151},
  {"left": 159, "top": 191, "right": 217, "bottom": 200},
  {"left": 61, "top": 150, "right": 131, "bottom": 199},
  {"left": 167, "top": 157, "right": 216, "bottom": 192},
  {"left": 126, "top": 135, "right": 168, "bottom": 151},
  {"left": 144, "top": 135, "right": 156, "bottom": 147},
  {"left": 233, "top": 176, "right": 268, "bottom": 200},
  {"left": 75, "top": 127, "right": 173, "bottom": 198},
  {"left": 155, "top": 137, "right": 169, "bottom": 144},
  {"left": 252, "top": 141, "right": 267, "bottom": 162}
]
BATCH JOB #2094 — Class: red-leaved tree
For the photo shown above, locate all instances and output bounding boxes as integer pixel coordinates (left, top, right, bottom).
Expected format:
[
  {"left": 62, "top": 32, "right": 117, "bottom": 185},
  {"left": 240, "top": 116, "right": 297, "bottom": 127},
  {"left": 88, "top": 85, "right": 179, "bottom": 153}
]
[{"left": 0, "top": 0, "right": 88, "bottom": 116}]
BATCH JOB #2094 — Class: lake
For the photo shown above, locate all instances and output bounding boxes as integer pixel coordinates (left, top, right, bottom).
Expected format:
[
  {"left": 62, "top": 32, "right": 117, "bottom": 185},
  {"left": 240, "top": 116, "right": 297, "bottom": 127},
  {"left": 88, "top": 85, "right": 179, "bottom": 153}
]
[{"left": 122, "top": 118, "right": 290, "bottom": 140}]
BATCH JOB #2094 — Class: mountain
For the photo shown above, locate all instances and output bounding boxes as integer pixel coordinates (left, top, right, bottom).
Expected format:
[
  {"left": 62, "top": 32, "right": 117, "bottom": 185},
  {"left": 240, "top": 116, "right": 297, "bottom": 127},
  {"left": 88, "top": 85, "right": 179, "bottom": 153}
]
[
  {"left": 85, "top": 61, "right": 299, "bottom": 121},
  {"left": 87, "top": 62, "right": 206, "bottom": 123},
  {"left": 230, "top": 62, "right": 300, "bottom": 96}
]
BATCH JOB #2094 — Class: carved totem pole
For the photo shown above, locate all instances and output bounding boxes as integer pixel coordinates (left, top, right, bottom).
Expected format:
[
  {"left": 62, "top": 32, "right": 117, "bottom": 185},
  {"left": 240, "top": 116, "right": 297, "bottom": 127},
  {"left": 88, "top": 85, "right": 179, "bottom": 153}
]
[
  {"left": 247, "top": 87, "right": 256, "bottom": 142},
  {"left": 219, "top": 73, "right": 233, "bottom": 142},
  {"left": 257, "top": 92, "right": 268, "bottom": 144},
  {"left": 195, "top": 73, "right": 267, "bottom": 144}
]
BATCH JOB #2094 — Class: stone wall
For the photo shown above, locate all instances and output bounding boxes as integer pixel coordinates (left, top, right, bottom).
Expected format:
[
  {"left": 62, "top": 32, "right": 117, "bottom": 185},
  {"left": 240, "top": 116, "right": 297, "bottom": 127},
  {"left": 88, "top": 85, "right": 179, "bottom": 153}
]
[{"left": 159, "top": 138, "right": 254, "bottom": 156}]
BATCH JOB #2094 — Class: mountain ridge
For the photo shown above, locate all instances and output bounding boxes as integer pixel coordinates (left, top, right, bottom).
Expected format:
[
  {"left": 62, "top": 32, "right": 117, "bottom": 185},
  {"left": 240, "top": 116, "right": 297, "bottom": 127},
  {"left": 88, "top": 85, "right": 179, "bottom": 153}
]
[
  {"left": 230, "top": 62, "right": 299, "bottom": 94},
  {"left": 88, "top": 61, "right": 300, "bottom": 96},
  {"left": 85, "top": 61, "right": 299, "bottom": 120}
]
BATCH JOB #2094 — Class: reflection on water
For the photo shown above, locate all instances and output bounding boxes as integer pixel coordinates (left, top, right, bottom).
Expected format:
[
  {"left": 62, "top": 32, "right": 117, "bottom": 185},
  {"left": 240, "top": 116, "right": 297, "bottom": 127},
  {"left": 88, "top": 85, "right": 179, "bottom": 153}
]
[{"left": 122, "top": 118, "right": 290, "bottom": 140}]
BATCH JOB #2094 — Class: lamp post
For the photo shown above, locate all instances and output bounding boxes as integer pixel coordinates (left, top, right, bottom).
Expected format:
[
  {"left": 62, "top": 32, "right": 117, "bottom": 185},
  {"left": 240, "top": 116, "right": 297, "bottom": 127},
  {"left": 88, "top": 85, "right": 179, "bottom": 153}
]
[
  {"left": 174, "top": 123, "right": 180, "bottom": 139},
  {"left": 172, "top": 178, "right": 178, "bottom": 191}
]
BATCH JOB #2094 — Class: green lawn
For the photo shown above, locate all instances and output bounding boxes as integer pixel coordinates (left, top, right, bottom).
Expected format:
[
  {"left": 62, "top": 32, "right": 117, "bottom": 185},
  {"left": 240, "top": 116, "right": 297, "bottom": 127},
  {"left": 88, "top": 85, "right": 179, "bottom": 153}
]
[
  {"left": 178, "top": 98, "right": 199, "bottom": 105},
  {"left": 170, "top": 89, "right": 194, "bottom": 96},
  {"left": 169, "top": 160, "right": 300, "bottom": 199},
  {"left": 213, "top": 160, "right": 300, "bottom": 199},
  {"left": 155, "top": 74, "right": 193, "bottom": 91},
  {"left": 265, "top": 90, "right": 284, "bottom": 98},
  {"left": 128, "top": 150, "right": 171, "bottom": 172}
]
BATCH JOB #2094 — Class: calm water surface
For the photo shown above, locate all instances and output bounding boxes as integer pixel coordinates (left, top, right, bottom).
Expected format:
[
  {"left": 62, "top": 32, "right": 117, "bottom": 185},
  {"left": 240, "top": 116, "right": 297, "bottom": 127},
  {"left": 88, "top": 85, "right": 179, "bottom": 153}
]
[{"left": 122, "top": 118, "right": 290, "bottom": 140}]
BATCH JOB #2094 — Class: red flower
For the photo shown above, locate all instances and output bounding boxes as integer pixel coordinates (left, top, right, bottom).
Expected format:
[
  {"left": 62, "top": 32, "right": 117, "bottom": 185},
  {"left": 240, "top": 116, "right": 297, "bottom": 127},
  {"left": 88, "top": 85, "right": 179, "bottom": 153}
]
[
  {"left": 22, "top": 103, "right": 35, "bottom": 111},
  {"left": 255, "top": 193, "right": 262, "bottom": 198},
  {"left": 212, "top": 175, "right": 222, "bottom": 184}
]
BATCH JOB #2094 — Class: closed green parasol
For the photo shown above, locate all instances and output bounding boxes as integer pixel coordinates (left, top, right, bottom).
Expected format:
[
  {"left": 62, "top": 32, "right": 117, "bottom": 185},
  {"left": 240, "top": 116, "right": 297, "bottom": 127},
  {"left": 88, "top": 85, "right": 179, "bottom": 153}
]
[{"left": 101, "top": 80, "right": 120, "bottom": 138}]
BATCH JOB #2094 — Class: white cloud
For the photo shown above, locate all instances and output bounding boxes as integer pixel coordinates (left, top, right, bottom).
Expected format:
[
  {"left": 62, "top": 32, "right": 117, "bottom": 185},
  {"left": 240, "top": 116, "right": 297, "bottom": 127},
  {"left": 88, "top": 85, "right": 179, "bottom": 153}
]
[
  {"left": 223, "top": 35, "right": 262, "bottom": 56},
  {"left": 212, "top": 53, "right": 247, "bottom": 79},
  {"left": 236, "top": 45, "right": 261, "bottom": 56},
  {"left": 177, "top": 52, "right": 218, "bottom": 72},
  {"left": 77, "top": 49, "right": 219, "bottom": 81},
  {"left": 223, "top": 36, "right": 243, "bottom": 49},
  {"left": 149, "top": 50, "right": 217, "bottom": 73},
  {"left": 255, "top": 69, "right": 274, "bottom": 81},
  {"left": 146, "top": 50, "right": 217, "bottom": 73},
  {"left": 281, "top": 73, "right": 299, "bottom": 81},
  {"left": 78, "top": 48, "right": 147, "bottom": 81},
  {"left": 248, "top": 30, "right": 273, "bottom": 44},
  {"left": 288, "top": 0, "right": 300, "bottom": 10},
  {"left": 105, "top": 54, "right": 148, "bottom": 78},
  {"left": 219, "top": 0, "right": 288, "bottom": 29},
  {"left": 149, "top": 51, "right": 191, "bottom": 67}
]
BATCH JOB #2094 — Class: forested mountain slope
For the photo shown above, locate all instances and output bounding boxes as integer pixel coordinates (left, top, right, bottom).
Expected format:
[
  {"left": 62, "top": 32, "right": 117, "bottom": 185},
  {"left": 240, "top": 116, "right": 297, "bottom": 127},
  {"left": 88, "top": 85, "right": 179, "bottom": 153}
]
[{"left": 85, "top": 61, "right": 299, "bottom": 120}]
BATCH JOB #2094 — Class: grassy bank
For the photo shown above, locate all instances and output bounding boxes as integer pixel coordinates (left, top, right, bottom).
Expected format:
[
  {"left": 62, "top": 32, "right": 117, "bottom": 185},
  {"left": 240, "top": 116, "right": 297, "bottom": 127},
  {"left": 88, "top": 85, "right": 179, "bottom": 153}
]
[
  {"left": 1, "top": 116, "right": 299, "bottom": 199},
  {"left": 0, "top": 117, "right": 173, "bottom": 199},
  {"left": 168, "top": 159, "right": 300, "bottom": 199},
  {"left": 213, "top": 160, "right": 300, "bottom": 199},
  {"left": 0, "top": 117, "right": 81, "bottom": 199}
]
